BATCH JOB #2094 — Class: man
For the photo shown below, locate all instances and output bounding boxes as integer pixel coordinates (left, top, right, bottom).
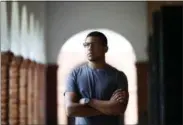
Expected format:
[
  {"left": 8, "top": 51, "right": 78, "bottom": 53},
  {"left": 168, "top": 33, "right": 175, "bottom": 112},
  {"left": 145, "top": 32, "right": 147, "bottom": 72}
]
[{"left": 64, "top": 31, "right": 129, "bottom": 125}]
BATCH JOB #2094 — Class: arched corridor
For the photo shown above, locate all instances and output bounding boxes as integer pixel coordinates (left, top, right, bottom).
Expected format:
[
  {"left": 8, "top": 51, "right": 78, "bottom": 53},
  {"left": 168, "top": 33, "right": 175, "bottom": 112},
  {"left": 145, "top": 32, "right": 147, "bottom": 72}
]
[{"left": 2, "top": 1, "right": 182, "bottom": 125}]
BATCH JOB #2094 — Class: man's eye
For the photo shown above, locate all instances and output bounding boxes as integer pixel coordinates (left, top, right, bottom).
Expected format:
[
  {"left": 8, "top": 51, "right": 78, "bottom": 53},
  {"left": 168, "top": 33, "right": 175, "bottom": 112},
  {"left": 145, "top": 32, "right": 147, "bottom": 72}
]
[
  {"left": 83, "top": 43, "right": 91, "bottom": 47},
  {"left": 83, "top": 43, "right": 88, "bottom": 46}
]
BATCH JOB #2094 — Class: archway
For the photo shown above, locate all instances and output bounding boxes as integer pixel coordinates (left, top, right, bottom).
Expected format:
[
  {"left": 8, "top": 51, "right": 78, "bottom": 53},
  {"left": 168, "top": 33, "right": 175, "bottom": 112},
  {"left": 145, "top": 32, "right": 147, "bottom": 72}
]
[{"left": 57, "top": 29, "right": 138, "bottom": 125}]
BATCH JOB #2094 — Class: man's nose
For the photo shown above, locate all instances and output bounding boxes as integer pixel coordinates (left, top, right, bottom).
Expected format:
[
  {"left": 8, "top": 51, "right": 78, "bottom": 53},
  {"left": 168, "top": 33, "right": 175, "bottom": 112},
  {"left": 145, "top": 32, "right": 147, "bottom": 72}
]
[
  {"left": 88, "top": 48, "right": 92, "bottom": 52},
  {"left": 88, "top": 44, "right": 93, "bottom": 50}
]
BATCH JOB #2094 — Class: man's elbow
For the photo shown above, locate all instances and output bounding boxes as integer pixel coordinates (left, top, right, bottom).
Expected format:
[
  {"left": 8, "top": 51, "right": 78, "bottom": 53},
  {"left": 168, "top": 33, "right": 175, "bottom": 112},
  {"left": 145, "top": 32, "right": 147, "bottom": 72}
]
[
  {"left": 118, "top": 107, "right": 126, "bottom": 115},
  {"left": 65, "top": 105, "right": 75, "bottom": 117},
  {"left": 118, "top": 104, "right": 127, "bottom": 115},
  {"left": 116, "top": 98, "right": 129, "bottom": 115},
  {"left": 111, "top": 109, "right": 125, "bottom": 116},
  {"left": 65, "top": 106, "right": 72, "bottom": 117},
  {"left": 111, "top": 104, "right": 127, "bottom": 115}
]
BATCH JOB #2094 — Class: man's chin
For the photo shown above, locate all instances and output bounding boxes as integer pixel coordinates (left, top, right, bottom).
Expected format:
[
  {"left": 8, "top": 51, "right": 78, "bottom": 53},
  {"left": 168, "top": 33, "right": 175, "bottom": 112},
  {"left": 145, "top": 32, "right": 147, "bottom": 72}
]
[{"left": 87, "top": 57, "right": 96, "bottom": 62}]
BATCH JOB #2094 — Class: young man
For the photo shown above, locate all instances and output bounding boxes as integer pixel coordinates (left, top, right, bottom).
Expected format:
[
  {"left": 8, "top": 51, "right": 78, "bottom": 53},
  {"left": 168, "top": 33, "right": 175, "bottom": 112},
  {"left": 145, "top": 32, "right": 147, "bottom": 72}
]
[{"left": 64, "top": 31, "right": 129, "bottom": 125}]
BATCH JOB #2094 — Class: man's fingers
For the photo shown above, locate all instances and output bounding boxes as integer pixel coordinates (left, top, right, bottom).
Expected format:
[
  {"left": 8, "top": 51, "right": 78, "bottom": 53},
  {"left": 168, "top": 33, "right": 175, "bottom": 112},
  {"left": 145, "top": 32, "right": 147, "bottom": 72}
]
[
  {"left": 116, "top": 97, "right": 124, "bottom": 103},
  {"left": 114, "top": 92, "right": 127, "bottom": 101},
  {"left": 112, "top": 91, "right": 122, "bottom": 98},
  {"left": 117, "top": 99, "right": 123, "bottom": 103},
  {"left": 112, "top": 89, "right": 122, "bottom": 96},
  {"left": 110, "top": 90, "right": 129, "bottom": 104},
  {"left": 112, "top": 93, "right": 124, "bottom": 100},
  {"left": 111, "top": 92, "right": 122, "bottom": 101},
  {"left": 116, "top": 95, "right": 125, "bottom": 100},
  {"left": 114, "top": 90, "right": 127, "bottom": 97},
  {"left": 113, "top": 91, "right": 126, "bottom": 98},
  {"left": 111, "top": 89, "right": 128, "bottom": 103},
  {"left": 112, "top": 89, "right": 127, "bottom": 96}
]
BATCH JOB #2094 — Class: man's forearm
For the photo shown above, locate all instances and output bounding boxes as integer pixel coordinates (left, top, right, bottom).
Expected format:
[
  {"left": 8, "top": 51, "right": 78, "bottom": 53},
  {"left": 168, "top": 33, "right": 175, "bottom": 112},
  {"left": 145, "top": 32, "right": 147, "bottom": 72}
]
[
  {"left": 88, "top": 99, "right": 126, "bottom": 115},
  {"left": 66, "top": 102, "right": 102, "bottom": 117}
]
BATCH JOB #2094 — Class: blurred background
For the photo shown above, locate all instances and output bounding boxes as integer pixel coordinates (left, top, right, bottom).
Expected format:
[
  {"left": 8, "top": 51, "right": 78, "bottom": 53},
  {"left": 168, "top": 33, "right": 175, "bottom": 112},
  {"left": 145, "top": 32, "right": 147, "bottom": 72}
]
[{"left": 1, "top": 1, "right": 182, "bottom": 125}]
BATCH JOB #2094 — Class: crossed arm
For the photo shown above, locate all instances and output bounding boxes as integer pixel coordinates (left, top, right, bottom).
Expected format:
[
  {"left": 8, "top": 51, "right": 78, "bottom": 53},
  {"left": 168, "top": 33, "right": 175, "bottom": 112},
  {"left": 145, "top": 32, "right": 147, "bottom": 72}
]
[
  {"left": 64, "top": 89, "right": 129, "bottom": 117},
  {"left": 88, "top": 90, "right": 129, "bottom": 116},
  {"left": 64, "top": 92, "right": 102, "bottom": 117}
]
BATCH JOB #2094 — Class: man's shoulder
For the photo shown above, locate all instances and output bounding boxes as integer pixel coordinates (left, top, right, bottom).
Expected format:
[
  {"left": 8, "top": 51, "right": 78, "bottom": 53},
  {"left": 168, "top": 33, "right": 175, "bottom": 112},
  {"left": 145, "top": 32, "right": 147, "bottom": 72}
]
[
  {"left": 70, "top": 62, "right": 88, "bottom": 75},
  {"left": 107, "top": 64, "right": 127, "bottom": 79},
  {"left": 118, "top": 70, "right": 127, "bottom": 78},
  {"left": 107, "top": 64, "right": 118, "bottom": 72},
  {"left": 107, "top": 64, "right": 125, "bottom": 74}
]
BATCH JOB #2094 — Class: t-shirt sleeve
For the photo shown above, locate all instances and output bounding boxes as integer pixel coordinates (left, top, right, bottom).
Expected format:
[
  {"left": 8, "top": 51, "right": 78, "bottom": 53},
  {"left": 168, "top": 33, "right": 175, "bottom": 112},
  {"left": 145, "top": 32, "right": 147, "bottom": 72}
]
[
  {"left": 117, "top": 71, "right": 128, "bottom": 91},
  {"left": 64, "top": 69, "right": 78, "bottom": 96}
]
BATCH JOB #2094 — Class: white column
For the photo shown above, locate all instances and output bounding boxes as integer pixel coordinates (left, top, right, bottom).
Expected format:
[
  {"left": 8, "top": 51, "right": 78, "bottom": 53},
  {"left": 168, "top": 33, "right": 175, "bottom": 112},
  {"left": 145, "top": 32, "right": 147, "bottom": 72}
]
[
  {"left": 39, "top": 26, "right": 43, "bottom": 64},
  {"left": 34, "top": 20, "right": 39, "bottom": 63},
  {"left": 29, "top": 13, "right": 35, "bottom": 61},
  {"left": 10, "top": 1, "right": 21, "bottom": 56},
  {"left": 20, "top": 5, "right": 29, "bottom": 59},
  {"left": 39, "top": 26, "right": 46, "bottom": 64},
  {"left": 1, "top": 2, "right": 10, "bottom": 52}
]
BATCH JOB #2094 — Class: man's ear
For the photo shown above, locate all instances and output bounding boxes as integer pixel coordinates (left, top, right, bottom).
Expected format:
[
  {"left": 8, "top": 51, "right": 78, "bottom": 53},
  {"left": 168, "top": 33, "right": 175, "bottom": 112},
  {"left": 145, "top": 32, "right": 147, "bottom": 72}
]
[{"left": 105, "top": 46, "right": 108, "bottom": 53}]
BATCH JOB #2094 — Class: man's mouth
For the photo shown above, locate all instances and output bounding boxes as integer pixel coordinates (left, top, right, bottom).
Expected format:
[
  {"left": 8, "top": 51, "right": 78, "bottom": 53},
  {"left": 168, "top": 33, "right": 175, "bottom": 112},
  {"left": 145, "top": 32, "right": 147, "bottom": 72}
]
[{"left": 87, "top": 53, "right": 93, "bottom": 56}]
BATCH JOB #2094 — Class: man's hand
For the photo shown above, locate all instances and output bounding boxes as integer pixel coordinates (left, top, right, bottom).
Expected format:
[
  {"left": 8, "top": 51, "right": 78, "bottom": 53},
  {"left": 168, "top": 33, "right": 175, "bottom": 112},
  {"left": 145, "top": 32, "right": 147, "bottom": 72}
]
[
  {"left": 88, "top": 89, "right": 129, "bottom": 115},
  {"left": 110, "top": 89, "right": 127, "bottom": 103},
  {"left": 65, "top": 92, "right": 103, "bottom": 117},
  {"left": 79, "top": 98, "right": 85, "bottom": 105},
  {"left": 79, "top": 98, "right": 87, "bottom": 105}
]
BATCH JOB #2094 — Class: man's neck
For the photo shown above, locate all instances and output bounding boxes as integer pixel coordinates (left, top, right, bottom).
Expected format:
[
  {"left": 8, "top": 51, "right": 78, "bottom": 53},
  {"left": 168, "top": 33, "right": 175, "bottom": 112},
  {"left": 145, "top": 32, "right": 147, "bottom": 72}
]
[{"left": 88, "top": 60, "right": 107, "bottom": 69}]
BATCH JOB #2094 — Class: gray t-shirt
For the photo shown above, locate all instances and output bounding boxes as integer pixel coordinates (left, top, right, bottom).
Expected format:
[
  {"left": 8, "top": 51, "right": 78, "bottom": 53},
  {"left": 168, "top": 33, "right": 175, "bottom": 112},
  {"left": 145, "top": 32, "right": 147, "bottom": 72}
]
[{"left": 65, "top": 63, "right": 128, "bottom": 125}]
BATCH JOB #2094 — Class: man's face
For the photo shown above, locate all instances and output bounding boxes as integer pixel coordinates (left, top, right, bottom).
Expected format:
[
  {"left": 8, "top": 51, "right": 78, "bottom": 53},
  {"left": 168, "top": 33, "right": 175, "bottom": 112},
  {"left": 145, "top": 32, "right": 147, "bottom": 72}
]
[{"left": 83, "top": 36, "right": 106, "bottom": 61}]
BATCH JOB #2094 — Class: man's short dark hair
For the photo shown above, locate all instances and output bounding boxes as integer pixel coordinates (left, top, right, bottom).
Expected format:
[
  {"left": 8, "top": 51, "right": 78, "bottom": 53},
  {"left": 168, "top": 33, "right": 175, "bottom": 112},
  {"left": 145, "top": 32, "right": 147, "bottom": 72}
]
[{"left": 86, "top": 31, "right": 108, "bottom": 46}]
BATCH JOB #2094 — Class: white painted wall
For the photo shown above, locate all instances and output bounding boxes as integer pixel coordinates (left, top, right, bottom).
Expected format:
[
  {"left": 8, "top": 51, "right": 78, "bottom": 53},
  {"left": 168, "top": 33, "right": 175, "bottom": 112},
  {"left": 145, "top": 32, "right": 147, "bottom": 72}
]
[
  {"left": 46, "top": 2, "right": 148, "bottom": 63},
  {"left": 1, "top": 2, "right": 148, "bottom": 63},
  {"left": 1, "top": 1, "right": 47, "bottom": 64}
]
